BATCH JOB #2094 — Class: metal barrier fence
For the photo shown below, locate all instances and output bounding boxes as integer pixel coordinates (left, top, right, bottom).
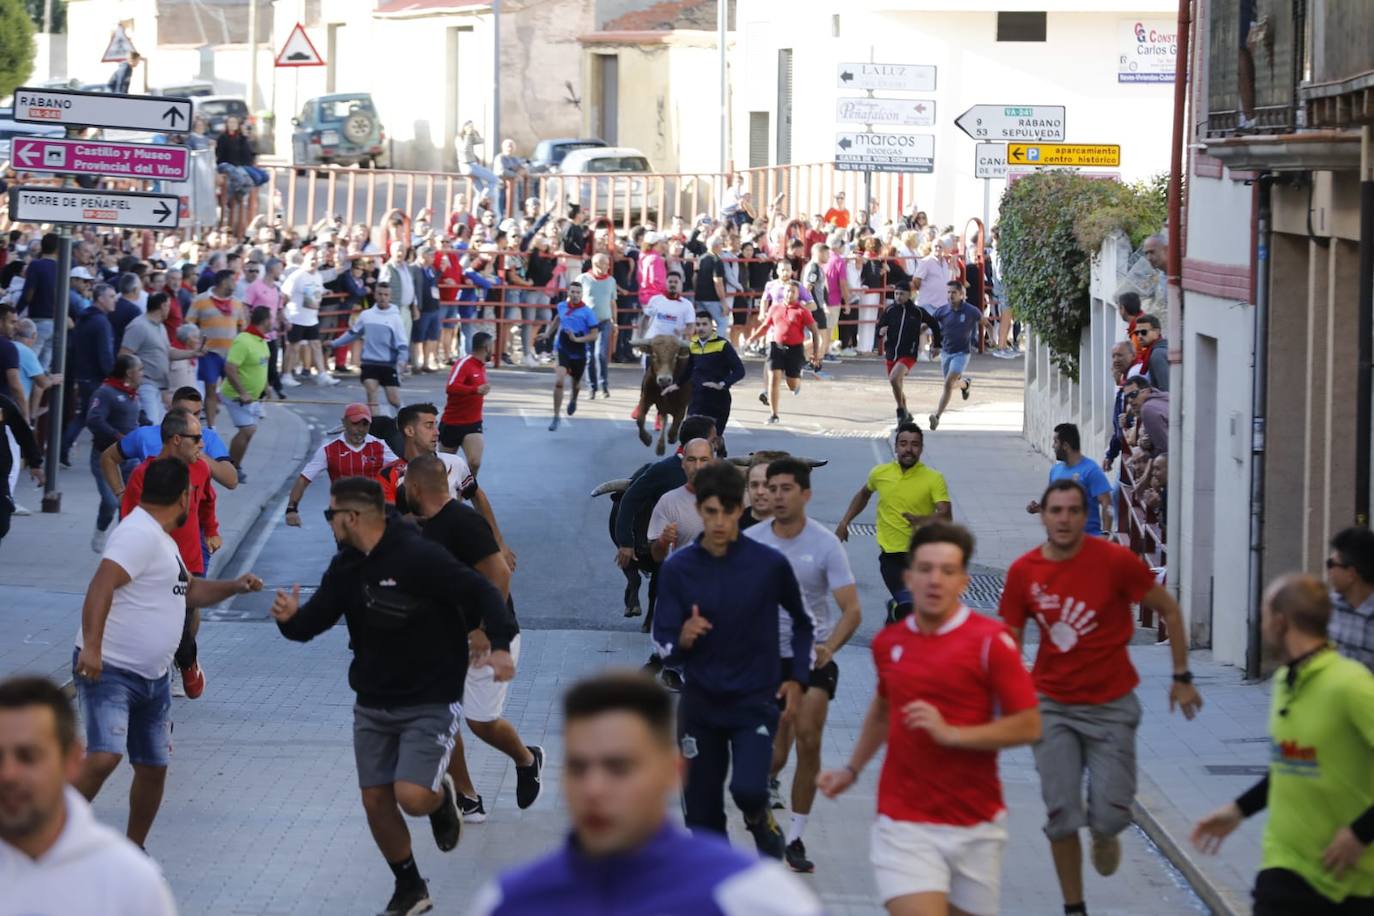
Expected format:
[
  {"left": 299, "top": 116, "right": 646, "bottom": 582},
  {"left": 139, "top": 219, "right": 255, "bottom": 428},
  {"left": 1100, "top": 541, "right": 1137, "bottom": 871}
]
[{"left": 262, "top": 162, "right": 922, "bottom": 236}]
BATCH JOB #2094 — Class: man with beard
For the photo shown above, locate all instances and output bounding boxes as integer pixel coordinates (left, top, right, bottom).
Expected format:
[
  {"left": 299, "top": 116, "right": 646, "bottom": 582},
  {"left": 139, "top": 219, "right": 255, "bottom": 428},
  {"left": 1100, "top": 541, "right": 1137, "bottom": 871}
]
[
  {"left": 1026, "top": 423, "right": 1113, "bottom": 538},
  {"left": 0, "top": 676, "right": 177, "bottom": 913},
  {"left": 74, "top": 458, "right": 262, "bottom": 848},
  {"left": 285, "top": 403, "right": 398, "bottom": 528}
]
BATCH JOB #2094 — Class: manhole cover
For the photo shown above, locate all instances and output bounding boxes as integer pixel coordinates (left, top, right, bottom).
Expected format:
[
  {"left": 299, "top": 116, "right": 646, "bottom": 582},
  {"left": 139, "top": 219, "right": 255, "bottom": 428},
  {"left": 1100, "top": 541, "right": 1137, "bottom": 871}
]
[{"left": 962, "top": 572, "right": 1004, "bottom": 610}]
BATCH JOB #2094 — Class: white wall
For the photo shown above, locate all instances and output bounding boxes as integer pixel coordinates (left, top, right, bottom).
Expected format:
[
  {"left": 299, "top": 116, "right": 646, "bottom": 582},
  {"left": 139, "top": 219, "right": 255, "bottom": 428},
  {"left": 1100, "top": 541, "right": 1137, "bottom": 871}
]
[
  {"left": 733, "top": 3, "right": 1175, "bottom": 224},
  {"left": 1177, "top": 171, "right": 1255, "bottom": 667}
]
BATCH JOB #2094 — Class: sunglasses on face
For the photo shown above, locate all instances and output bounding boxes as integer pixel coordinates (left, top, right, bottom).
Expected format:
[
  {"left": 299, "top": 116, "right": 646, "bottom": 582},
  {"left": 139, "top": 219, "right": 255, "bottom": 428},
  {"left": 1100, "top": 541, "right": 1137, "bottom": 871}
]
[
  {"left": 178, "top": 433, "right": 203, "bottom": 442},
  {"left": 1132, "top": 329, "right": 1151, "bottom": 337},
  {"left": 1327, "top": 558, "right": 1350, "bottom": 570},
  {"left": 323, "top": 507, "right": 357, "bottom": 522}
]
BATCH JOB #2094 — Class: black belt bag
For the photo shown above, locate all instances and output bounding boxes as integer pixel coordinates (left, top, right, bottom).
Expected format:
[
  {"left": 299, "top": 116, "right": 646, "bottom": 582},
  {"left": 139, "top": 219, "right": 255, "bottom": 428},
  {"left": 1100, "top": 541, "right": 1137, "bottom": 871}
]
[{"left": 362, "top": 584, "right": 429, "bottom": 631}]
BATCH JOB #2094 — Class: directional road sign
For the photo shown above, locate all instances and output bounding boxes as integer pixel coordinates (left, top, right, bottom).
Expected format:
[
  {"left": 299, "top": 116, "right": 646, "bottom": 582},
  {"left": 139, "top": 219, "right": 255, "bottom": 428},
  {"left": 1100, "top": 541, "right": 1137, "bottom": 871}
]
[
  {"left": 12, "top": 137, "right": 189, "bottom": 181},
  {"left": 11, "top": 87, "right": 192, "bottom": 134},
  {"left": 9, "top": 186, "right": 180, "bottom": 230},
  {"left": 836, "top": 63, "right": 936, "bottom": 93},
  {"left": 955, "top": 105, "right": 1066, "bottom": 142},
  {"left": 835, "top": 132, "right": 934, "bottom": 173},
  {"left": 974, "top": 143, "right": 1010, "bottom": 180},
  {"left": 836, "top": 97, "right": 935, "bottom": 127},
  {"left": 1007, "top": 143, "right": 1120, "bottom": 167}
]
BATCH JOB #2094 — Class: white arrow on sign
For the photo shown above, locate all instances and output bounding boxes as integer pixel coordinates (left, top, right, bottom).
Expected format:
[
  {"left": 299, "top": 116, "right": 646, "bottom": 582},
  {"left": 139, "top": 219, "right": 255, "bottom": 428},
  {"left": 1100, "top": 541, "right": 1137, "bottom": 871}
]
[
  {"left": 836, "top": 63, "right": 936, "bottom": 93},
  {"left": 955, "top": 104, "right": 1066, "bottom": 142},
  {"left": 836, "top": 97, "right": 935, "bottom": 127},
  {"left": 8, "top": 186, "right": 180, "bottom": 230},
  {"left": 11, "top": 87, "right": 192, "bottom": 134},
  {"left": 835, "top": 132, "right": 935, "bottom": 174}
]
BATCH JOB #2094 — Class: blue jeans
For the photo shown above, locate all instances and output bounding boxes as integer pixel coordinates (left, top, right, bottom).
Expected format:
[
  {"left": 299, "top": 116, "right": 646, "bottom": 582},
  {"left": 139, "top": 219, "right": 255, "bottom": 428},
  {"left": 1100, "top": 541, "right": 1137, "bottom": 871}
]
[
  {"left": 462, "top": 163, "right": 501, "bottom": 218},
  {"left": 588, "top": 319, "right": 613, "bottom": 390},
  {"left": 61, "top": 378, "right": 99, "bottom": 457},
  {"left": 72, "top": 648, "right": 172, "bottom": 766},
  {"left": 90, "top": 447, "right": 119, "bottom": 531},
  {"left": 32, "top": 318, "right": 54, "bottom": 370},
  {"left": 137, "top": 382, "right": 164, "bottom": 424},
  {"left": 700, "top": 300, "right": 729, "bottom": 339},
  {"left": 504, "top": 291, "right": 550, "bottom": 351}
]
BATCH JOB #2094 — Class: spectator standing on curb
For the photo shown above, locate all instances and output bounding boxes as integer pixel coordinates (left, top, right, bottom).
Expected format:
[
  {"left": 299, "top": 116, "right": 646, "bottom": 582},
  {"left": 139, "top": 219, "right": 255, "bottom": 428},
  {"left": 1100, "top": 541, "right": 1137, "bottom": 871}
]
[
  {"left": 1192, "top": 574, "right": 1374, "bottom": 915},
  {"left": 74, "top": 457, "right": 262, "bottom": 850},
  {"left": 1026, "top": 424, "right": 1113, "bottom": 538},
  {"left": 0, "top": 676, "right": 178, "bottom": 915},
  {"left": 1328, "top": 527, "right": 1374, "bottom": 672}
]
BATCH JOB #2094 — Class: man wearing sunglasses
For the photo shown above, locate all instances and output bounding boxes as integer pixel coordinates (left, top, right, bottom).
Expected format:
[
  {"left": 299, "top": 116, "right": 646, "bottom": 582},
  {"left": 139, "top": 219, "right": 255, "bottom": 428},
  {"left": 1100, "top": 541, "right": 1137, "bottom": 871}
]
[
  {"left": 1129, "top": 314, "right": 1169, "bottom": 392},
  {"left": 1327, "top": 527, "right": 1374, "bottom": 672}
]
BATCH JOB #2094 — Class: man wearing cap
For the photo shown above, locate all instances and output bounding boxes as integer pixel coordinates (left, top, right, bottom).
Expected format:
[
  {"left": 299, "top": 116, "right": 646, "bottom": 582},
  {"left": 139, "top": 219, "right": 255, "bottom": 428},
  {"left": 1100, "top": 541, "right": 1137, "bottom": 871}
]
[{"left": 285, "top": 403, "right": 399, "bottom": 527}]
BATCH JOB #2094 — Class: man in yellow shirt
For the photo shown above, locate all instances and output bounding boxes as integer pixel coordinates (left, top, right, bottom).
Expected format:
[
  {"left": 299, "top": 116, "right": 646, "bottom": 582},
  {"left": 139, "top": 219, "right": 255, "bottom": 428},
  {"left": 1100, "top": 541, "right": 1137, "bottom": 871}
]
[{"left": 835, "top": 422, "right": 951, "bottom": 620}]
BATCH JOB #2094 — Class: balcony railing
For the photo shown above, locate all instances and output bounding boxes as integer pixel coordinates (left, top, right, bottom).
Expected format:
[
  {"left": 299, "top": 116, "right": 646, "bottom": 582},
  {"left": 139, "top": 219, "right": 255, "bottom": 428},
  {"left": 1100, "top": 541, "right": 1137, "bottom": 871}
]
[
  {"left": 1206, "top": 0, "right": 1308, "bottom": 136},
  {"left": 1300, "top": 0, "right": 1374, "bottom": 128}
]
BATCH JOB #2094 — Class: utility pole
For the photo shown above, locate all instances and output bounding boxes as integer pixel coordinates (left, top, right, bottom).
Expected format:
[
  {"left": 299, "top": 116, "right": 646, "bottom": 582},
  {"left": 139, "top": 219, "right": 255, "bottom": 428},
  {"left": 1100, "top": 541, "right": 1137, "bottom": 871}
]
[
  {"left": 247, "top": 0, "right": 258, "bottom": 114},
  {"left": 492, "top": 0, "right": 502, "bottom": 157},
  {"left": 718, "top": 0, "right": 727, "bottom": 173}
]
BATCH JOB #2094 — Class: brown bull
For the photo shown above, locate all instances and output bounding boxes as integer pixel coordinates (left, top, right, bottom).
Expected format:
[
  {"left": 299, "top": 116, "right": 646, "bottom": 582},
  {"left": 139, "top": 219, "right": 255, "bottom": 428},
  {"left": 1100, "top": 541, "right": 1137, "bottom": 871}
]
[{"left": 631, "top": 334, "right": 692, "bottom": 455}]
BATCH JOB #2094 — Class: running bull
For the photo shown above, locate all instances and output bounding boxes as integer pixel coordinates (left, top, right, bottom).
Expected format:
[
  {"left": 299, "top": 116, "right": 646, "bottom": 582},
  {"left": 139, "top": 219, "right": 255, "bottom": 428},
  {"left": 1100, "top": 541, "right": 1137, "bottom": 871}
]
[{"left": 631, "top": 334, "right": 692, "bottom": 456}]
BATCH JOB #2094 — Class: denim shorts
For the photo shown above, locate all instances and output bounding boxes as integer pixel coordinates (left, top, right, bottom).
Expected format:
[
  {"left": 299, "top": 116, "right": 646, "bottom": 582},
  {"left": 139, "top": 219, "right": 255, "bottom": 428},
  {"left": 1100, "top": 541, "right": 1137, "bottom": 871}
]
[
  {"left": 941, "top": 350, "right": 970, "bottom": 378},
  {"left": 72, "top": 648, "right": 173, "bottom": 767}
]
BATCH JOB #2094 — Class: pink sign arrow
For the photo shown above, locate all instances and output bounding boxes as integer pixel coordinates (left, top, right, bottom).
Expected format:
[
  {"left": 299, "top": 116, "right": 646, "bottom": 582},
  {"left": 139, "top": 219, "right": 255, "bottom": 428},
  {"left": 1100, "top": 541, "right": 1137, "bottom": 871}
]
[{"left": 11, "top": 137, "right": 189, "bottom": 182}]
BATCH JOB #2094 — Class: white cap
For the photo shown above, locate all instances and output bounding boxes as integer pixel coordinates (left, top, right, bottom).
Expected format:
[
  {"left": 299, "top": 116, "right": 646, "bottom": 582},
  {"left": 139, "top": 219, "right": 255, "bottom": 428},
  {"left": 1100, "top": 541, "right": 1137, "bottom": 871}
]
[{"left": 69, "top": 266, "right": 95, "bottom": 280}]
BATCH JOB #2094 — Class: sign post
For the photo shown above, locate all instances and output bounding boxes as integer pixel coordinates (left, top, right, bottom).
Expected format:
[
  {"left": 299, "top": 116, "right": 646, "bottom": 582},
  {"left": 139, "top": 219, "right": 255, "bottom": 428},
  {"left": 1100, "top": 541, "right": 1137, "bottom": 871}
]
[
  {"left": 41, "top": 235, "right": 71, "bottom": 513},
  {"left": 835, "top": 55, "right": 938, "bottom": 219}
]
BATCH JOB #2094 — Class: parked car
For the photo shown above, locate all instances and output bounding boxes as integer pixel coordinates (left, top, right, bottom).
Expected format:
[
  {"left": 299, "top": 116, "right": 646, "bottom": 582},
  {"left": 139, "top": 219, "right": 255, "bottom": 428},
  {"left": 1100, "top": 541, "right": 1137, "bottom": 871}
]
[
  {"left": 527, "top": 137, "right": 606, "bottom": 174},
  {"left": 0, "top": 110, "right": 66, "bottom": 168},
  {"left": 290, "top": 93, "right": 388, "bottom": 169},
  {"left": 153, "top": 80, "right": 216, "bottom": 98},
  {"left": 555, "top": 147, "right": 655, "bottom": 217},
  {"left": 195, "top": 96, "right": 254, "bottom": 142}
]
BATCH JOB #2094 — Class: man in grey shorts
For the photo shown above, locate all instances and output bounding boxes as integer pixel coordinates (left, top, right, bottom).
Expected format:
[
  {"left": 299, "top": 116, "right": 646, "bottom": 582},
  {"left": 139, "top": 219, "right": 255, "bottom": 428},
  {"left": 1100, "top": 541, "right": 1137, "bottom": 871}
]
[
  {"left": 997, "top": 479, "right": 1203, "bottom": 916},
  {"left": 270, "top": 476, "right": 517, "bottom": 916}
]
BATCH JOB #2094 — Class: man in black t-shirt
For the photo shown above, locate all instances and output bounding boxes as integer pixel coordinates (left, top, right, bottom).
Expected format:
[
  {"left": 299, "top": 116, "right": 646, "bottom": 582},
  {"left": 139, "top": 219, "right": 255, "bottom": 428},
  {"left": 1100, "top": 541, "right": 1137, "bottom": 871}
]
[
  {"left": 694, "top": 236, "right": 729, "bottom": 338},
  {"left": 407, "top": 455, "right": 544, "bottom": 824}
]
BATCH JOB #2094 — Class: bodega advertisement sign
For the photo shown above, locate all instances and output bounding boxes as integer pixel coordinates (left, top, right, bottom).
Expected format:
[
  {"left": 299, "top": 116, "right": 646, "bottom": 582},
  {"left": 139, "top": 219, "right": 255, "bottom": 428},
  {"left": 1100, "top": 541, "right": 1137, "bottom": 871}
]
[{"left": 1118, "top": 19, "right": 1176, "bottom": 83}]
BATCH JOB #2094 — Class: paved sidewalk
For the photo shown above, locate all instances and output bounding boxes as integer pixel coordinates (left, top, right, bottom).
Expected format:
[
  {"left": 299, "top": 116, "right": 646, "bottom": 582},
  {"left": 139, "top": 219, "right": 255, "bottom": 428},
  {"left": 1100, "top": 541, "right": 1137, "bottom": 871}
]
[{"left": 0, "top": 400, "right": 313, "bottom": 683}]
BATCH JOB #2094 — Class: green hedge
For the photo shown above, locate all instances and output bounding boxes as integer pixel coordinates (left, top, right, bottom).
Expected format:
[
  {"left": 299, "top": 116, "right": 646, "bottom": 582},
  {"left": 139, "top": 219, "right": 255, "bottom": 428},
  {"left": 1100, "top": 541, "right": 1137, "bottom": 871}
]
[
  {"left": 0, "top": 0, "right": 35, "bottom": 99},
  {"left": 998, "top": 171, "right": 1167, "bottom": 381}
]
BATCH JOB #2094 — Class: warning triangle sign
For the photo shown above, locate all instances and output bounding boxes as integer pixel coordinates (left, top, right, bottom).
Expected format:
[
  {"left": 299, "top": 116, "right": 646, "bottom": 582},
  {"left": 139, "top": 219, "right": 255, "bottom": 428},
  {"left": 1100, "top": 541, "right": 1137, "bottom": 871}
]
[
  {"left": 275, "top": 22, "right": 325, "bottom": 68},
  {"left": 102, "top": 26, "right": 137, "bottom": 63}
]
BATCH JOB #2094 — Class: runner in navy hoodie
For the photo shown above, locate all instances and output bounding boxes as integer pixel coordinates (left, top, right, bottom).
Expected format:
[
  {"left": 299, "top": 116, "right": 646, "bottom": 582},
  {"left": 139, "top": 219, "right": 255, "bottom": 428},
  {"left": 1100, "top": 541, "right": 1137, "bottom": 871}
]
[
  {"left": 651, "top": 460, "right": 814, "bottom": 858},
  {"left": 472, "top": 672, "right": 821, "bottom": 916}
]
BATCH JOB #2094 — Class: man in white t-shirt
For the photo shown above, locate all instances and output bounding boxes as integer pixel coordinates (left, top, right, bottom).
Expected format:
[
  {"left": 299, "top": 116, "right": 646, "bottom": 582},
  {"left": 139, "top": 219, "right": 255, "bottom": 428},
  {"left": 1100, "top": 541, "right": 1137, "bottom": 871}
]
[
  {"left": 745, "top": 456, "right": 860, "bottom": 874},
  {"left": 71, "top": 457, "right": 263, "bottom": 848},
  {"left": 647, "top": 438, "right": 714, "bottom": 563},
  {"left": 280, "top": 250, "right": 337, "bottom": 387},
  {"left": 639, "top": 272, "right": 696, "bottom": 343},
  {"left": 0, "top": 676, "right": 178, "bottom": 915},
  {"left": 912, "top": 240, "right": 951, "bottom": 357}
]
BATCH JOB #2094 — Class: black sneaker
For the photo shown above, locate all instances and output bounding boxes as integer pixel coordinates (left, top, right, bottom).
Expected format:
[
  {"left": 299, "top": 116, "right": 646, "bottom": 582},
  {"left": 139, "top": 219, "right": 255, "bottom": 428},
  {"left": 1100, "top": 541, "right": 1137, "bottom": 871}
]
[
  {"left": 745, "top": 810, "right": 786, "bottom": 860},
  {"left": 961, "top": 378, "right": 971, "bottom": 401},
  {"left": 59, "top": 453, "right": 72, "bottom": 469},
  {"left": 378, "top": 880, "right": 432, "bottom": 916},
  {"left": 427, "top": 774, "right": 462, "bottom": 852},
  {"left": 516, "top": 745, "right": 544, "bottom": 810},
  {"left": 659, "top": 668, "right": 683, "bottom": 692},
  {"left": 458, "top": 792, "right": 487, "bottom": 824},
  {"left": 643, "top": 654, "right": 664, "bottom": 675},
  {"left": 769, "top": 777, "right": 785, "bottom": 810},
  {"left": 567, "top": 395, "right": 578, "bottom": 416},
  {"left": 785, "top": 838, "right": 815, "bottom": 873},
  {"left": 758, "top": 391, "right": 769, "bottom": 406}
]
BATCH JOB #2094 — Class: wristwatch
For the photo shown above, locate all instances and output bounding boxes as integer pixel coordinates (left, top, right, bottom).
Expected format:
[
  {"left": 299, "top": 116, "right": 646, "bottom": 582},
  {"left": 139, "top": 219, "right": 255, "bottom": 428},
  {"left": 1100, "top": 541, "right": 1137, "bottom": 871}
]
[
  {"left": 1171, "top": 671, "right": 1194, "bottom": 684},
  {"left": 286, "top": 504, "right": 299, "bottom": 515}
]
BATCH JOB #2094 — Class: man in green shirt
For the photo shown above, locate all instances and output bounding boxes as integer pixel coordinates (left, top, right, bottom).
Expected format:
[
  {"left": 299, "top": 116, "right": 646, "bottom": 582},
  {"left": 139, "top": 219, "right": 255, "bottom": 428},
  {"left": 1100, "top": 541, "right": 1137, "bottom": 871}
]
[
  {"left": 834, "top": 422, "right": 951, "bottom": 620},
  {"left": 1192, "top": 573, "right": 1374, "bottom": 913},
  {"left": 220, "top": 306, "right": 273, "bottom": 478}
]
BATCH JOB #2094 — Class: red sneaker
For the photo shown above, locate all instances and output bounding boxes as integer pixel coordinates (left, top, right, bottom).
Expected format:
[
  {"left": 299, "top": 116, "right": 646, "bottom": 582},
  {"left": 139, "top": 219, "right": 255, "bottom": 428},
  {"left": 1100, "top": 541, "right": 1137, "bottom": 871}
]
[
  {"left": 654, "top": 415, "right": 663, "bottom": 431},
  {"left": 180, "top": 662, "right": 206, "bottom": 699},
  {"left": 630, "top": 405, "right": 641, "bottom": 421}
]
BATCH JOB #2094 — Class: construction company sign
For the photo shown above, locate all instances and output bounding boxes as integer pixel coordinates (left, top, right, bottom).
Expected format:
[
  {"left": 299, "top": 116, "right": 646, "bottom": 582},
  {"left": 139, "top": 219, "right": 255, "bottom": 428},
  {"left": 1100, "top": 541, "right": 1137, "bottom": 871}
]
[{"left": 1118, "top": 19, "right": 1177, "bottom": 83}]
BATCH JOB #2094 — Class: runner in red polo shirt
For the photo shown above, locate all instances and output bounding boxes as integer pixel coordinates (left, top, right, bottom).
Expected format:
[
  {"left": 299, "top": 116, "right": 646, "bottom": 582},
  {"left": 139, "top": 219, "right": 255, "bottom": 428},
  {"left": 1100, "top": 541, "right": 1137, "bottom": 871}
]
[
  {"left": 284, "top": 402, "right": 398, "bottom": 527},
  {"left": 998, "top": 478, "right": 1203, "bottom": 916},
  {"left": 440, "top": 331, "right": 492, "bottom": 478},
  {"left": 818, "top": 522, "right": 1040, "bottom": 916},
  {"left": 746, "top": 281, "right": 822, "bottom": 426}
]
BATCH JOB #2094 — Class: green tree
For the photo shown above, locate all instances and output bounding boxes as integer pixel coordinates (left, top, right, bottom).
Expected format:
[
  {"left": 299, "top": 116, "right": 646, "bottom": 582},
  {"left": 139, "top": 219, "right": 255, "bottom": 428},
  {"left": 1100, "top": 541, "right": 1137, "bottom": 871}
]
[
  {"left": 0, "top": 0, "right": 36, "bottom": 98},
  {"left": 997, "top": 171, "right": 1167, "bottom": 381}
]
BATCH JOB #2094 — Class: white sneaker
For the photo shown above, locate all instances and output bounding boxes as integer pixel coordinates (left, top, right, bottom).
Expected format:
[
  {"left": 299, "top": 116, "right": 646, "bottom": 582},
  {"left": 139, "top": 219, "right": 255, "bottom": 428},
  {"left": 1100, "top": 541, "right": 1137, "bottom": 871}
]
[
  {"left": 91, "top": 526, "right": 109, "bottom": 553},
  {"left": 12, "top": 503, "right": 31, "bottom": 517},
  {"left": 522, "top": 352, "right": 539, "bottom": 368},
  {"left": 281, "top": 375, "right": 302, "bottom": 387},
  {"left": 171, "top": 675, "right": 187, "bottom": 698},
  {"left": 316, "top": 374, "right": 340, "bottom": 386}
]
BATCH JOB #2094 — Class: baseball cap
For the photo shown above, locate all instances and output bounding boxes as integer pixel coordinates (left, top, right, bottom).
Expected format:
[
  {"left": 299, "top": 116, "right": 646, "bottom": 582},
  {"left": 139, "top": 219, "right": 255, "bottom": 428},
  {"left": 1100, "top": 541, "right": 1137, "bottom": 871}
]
[
  {"left": 69, "top": 266, "right": 95, "bottom": 280},
  {"left": 343, "top": 403, "right": 372, "bottom": 424}
]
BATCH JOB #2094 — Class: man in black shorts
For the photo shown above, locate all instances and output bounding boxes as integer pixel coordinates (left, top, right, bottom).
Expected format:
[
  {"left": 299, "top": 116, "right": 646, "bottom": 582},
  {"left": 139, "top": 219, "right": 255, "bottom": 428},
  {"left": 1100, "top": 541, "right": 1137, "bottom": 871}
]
[
  {"left": 540, "top": 282, "right": 600, "bottom": 432},
  {"left": 333, "top": 283, "right": 408, "bottom": 418},
  {"left": 439, "top": 332, "right": 492, "bottom": 476},
  {"left": 747, "top": 281, "right": 821, "bottom": 425}
]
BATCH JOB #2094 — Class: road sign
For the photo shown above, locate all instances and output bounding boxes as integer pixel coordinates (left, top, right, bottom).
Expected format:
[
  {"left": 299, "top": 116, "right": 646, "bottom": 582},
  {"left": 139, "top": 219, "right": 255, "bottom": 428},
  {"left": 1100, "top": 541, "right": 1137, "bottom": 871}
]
[
  {"left": 836, "top": 63, "right": 936, "bottom": 93},
  {"left": 102, "top": 26, "right": 137, "bottom": 63},
  {"left": 276, "top": 23, "right": 325, "bottom": 67},
  {"left": 955, "top": 104, "right": 1066, "bottom": 142},
  {"left": 974, "top": 143, "right": 1010, "bottom": 179},
  {"left": 836, "top": 97, "right": 934, "bottom": 127},
  {"left": 12, "top": 137, "right": 189, "bottom": 181},
  {"left": 1007, "top": 143, "right": 1120, "bottom": 167},
  {"left": 12, "top": 87, "right": 191, "bottom": 134},
  {"left": 9, "top": 186, "right": 180, "bottom": 230},
  {"left": 835, "top": 132, "right": 934, "bottom": 173}
]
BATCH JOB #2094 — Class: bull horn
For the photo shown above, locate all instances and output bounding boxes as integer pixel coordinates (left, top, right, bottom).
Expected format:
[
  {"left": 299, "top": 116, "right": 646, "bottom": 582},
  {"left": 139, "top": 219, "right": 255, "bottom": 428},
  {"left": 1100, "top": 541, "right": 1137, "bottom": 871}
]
[
  {"left": 627, "top": 337, "right": 647, "bottom": 348},
  {"left": 799, "top": 457, "right": 828, "bottom": 468},
  {"left": 590, "top": 479, "right": 633, "bottom": 497},
  {"left": 726, "top": 457, "right": 751, "bottom": 467}
]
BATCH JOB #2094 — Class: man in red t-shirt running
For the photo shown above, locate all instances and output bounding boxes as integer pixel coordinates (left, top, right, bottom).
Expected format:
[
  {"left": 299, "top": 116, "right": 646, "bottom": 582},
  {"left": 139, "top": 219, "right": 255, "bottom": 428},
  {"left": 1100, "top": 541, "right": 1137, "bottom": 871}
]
[
  {"left": 440, "top": 331, "right": 492, "bottom": 477},
  {"left": 746, "top": 281, "right": 822, "bottom": 425},
  {"left": 998, "top": 479, "right": 1204, "bottom": 916},
  {"left": 819, "top": 522, "right": 1040, "bottom": 916}
]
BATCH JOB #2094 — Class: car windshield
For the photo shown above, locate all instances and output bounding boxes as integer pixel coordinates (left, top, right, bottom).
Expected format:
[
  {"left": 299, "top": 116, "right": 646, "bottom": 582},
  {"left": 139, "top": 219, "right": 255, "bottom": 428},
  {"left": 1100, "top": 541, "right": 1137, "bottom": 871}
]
[
  {"left": 199, "top": 101, "right": 246, "bottom": 118},
  {"left": 580, "top": 156, "right": 650, "bottom": 174},
  {"left": 320, "top": 98, "right": 375, "bottom": 120},
  {"left": 552, "top": 142, "right": 603, "bottom": 163}
]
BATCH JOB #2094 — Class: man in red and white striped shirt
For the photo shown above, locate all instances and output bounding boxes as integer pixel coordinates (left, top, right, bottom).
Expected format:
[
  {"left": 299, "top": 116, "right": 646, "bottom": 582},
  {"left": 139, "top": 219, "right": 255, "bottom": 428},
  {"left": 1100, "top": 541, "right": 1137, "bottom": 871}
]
[
  {"left": 440, "top": 331, "right": 491, "bottom": 477},
  {"left": 284, "top": 403, "right": 398, "bottom": 527}
]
